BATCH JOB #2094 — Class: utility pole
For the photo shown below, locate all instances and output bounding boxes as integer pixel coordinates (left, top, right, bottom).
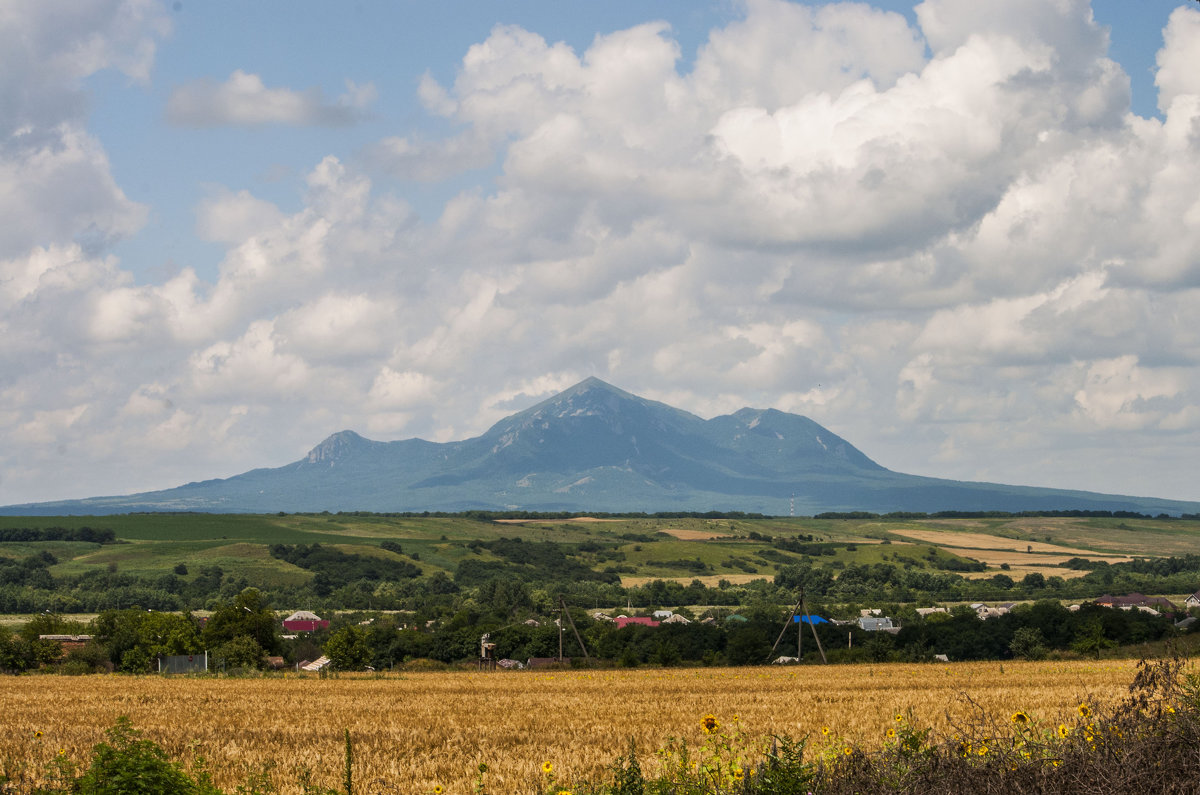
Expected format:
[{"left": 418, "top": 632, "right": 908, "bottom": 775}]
[{"left": 558, "top": 596, "right": 589, "bottom": 662}]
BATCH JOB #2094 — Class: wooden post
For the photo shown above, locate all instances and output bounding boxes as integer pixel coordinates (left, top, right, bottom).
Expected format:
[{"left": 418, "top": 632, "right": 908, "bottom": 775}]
[
  {"left": 767, "top": 595, "right": 804, "bottom": 662},
  {"left": 559, "top": 596, "right": 590, "bottom": 660},
  {"left": 800, "top": 592, "right": 828, "bottom": 665}
]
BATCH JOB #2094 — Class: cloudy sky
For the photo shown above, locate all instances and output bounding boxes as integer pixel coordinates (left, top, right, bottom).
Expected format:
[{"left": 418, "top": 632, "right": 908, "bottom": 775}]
[{"left": 3, "top": 0, "right": 1200, "bottom": 507}]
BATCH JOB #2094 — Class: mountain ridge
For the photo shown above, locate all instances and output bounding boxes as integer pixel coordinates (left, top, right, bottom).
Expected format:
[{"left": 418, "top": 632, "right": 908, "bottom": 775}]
[{"left": 3, "top": 378, "right": 1198, "bottom": 516}]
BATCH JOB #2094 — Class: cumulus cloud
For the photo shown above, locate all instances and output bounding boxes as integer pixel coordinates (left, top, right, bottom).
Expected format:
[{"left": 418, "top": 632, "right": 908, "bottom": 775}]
[
  {"left": 5, "top": 0, "right": 1200, "bottom": 505},
  {"left": 166, "top": 70, "right": 376, "bottom": 127},
  {"left": 0, "top": 0, "right": 164, "bottom": 261},
  {"left": 365, "top": 131, "right": 494, "bottom": 181}
]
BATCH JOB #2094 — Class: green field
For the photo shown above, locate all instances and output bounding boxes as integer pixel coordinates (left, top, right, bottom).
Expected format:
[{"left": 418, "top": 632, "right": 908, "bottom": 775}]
[{"left": 3, "top": 512, "right": 1199, "bottom": 590}]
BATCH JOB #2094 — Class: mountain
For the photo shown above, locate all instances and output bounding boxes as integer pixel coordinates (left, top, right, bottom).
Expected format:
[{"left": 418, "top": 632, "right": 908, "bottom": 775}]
[{"left": 4, "top": 377, "right": 1198, "bottom": 516}]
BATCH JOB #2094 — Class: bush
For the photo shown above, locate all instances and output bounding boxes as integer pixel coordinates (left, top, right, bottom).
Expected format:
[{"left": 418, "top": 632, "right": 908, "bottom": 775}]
[{"left": 76, "top": 717, "right": 216, "bottom": 794}]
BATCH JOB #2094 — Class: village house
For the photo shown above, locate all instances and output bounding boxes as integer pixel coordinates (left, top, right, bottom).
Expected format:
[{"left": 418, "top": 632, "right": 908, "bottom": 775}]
[
  {"left": 37, "top": 634, "right": 93, "bottom": 655},
  {"left": 614, "top": 616, "right": 660, "bottom": 629},
  {"left": 1184, "top": 590, "right": 1200, "bottom": 610},
  {"left": 1094, "top": 593, "right": 1177, "bottom": 613},
  {"left": 857, "top": 616, "right": 897, "bottom": 632},
  {"left": 282, "top": 610, "right": 329, "bottom": 632}
]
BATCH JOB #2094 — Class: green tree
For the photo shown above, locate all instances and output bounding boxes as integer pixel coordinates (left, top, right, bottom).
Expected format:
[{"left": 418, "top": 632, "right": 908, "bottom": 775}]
[
  {"left": 92, "top": 609, "right": 202, "bottom": 671},
  {"left": 1009, "top": 626, "right": 1048, "bottom": 660},
  {"left": 325, "top": 625, "right": 372, "bottom": 670},
  {"left": 1020, "top": 571, "right": 1046, "bottom": 590},
  {"left": 211, "top": 634, "right": 265, "bottom": 671},
  {"left": 0, "top": 625, "right": 34, "bottom": 672},
  {"left": 1072, "top": 619, "right": 1116, "bottom": 659},
  {"left": 202, "top": 588, "right": 280, "bottom": 654}
]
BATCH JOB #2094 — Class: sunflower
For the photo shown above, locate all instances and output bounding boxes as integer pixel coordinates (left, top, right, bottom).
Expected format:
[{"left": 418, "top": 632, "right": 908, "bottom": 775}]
[
  {"left": 34, "top": 730, "right": 43, "bottom": 739},
  {"left": 821, "top": 726, "right": 831, "bottom": 736},
  {"left": 541, "top": 760, "right": 554, "bottom": 774},
  {"left": 886, "top": 727, "right": 896, "bottom": 738},
  {"left": 843, "top": 746, "right": 853, "bottom": 756},
  {"left": 977, "top": 745, "right": 989, "bottom": 756},
  {"left": 894, "top": 713, "right": 904, "bottom": 723},
  {"left": 1011, "top": 711, "right": 1030, "bottom": 726},
  {"left": 433, "top": 787, "right": 443, "bottom": 795},
  {"left": 1057, "top": 724, "right": 1070, "bottom": 738},
  {"left": 732, "top": 767, "right": 744, "bottom": 780},
  {"left": 1078, "top": 703, "right": 1091, "bottom": 719},
  {"left": 701, "top": 714, "right": 720, "bottom": 734}
]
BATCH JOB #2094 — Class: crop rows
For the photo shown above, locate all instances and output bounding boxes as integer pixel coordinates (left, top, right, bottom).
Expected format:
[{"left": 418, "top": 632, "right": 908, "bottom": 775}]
[{"left": 3, "top": 661, "right": 1136, "bottom": 793}]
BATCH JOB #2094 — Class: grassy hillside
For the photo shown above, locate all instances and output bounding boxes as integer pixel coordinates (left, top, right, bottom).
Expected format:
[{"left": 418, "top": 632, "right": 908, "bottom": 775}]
[{"left": 3, "top": 512, "right": 1199, "bottom": 591}]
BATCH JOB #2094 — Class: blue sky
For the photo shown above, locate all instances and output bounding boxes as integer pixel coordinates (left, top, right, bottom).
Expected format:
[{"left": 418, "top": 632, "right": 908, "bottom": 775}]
[
  {"left": 92, "top": 0, "right": 1182, "bottom": 285},
  {"left": 3, "top": 0, "right": 1200, "bottom": 507}
]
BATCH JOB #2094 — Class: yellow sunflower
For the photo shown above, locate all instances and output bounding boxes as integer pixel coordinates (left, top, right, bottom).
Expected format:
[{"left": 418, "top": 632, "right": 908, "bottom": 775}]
[
  {"left": 1057, "top": 724, "right": 1070, "bottom": 738},
  {"left": 1011, "top": 711, "right": 1030, "bottom": 726},
  {"left": 843, "top": 746, "right": 853, "bottom": 756},
  {"left": 821, "top": 726, "right": 831, "bottom": 736},
  {"left": 732, "top": 767, "right": 744, "bottom": 780},
  {"left": 701, "top": 714, "right": 720, "bottom": 734},
  {"left": 542, "top": 760, "right": 554, "bottom": 774},
  {"left": 433, "top": 787, "right": 443, "bottom": 795},
  {"left": 886, "top": 727, "right": 896, "bottom": 738},
  {"left": 1078, "top": 703, "right": 1091, "bottom": 719}
]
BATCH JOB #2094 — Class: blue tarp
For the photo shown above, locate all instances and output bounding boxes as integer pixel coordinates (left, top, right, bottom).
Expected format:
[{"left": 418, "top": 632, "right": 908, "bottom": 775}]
[{"left": 793, "top": 615, "right": 828, "bottom": 624}]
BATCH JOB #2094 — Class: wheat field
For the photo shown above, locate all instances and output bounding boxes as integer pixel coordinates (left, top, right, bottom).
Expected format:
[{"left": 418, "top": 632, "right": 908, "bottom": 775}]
[{"left": 2, "top": 661, "right": 1138, "bottom": 793}]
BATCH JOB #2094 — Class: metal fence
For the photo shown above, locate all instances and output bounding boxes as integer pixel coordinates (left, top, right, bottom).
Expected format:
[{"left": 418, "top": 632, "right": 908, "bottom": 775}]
[{"left": 158, "top": 652, "right": 208, "bottom": 674}]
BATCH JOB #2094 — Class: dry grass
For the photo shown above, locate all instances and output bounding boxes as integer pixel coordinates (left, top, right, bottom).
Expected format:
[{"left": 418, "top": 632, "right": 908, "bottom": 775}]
[
  {"left": 659, "top": 528, "right": 731, "bottom": 541},
  {"left": 944, "top": 549, "right": 1134, "bottom": 568},
  {"left": 960, "top": 567, "right": 1092, "bottom": 580},
  {"left": 3, "top": 661, "right": 1137, "bottom": 793},
  {"left": 890, "top": 530, "right": 1117, "bottom": 557}
]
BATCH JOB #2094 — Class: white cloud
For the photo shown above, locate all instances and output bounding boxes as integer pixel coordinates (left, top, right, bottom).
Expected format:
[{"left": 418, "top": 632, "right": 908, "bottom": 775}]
[
  {"left": 196, "top": 189, "right": 287, "bottom": 244},
  {"left": 368, "top": 368, "right": 439, "bottom": 411},
  {"left": 166, "top": 70, "right": 376, "bottom": 127},
  {"left": 1156, "top": 7, "right": 1200, "bottom": 114},
  {"left": 5, "top": 0, "right": 1200, "bottom": 505},
  {"left": 0, "top": 1, "right": 163, "bottom": 262},
  {"left": 365, "top": 131, "right": 494, "bottom": 182}
]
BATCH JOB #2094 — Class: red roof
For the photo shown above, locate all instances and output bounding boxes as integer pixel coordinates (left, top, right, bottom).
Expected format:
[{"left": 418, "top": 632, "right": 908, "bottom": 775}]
[
  {"left": 282, "top": 619, "right": 329, "bottom": 632},
  {"left": 615, "top": 616, "right": 660, "bottom": 629}
]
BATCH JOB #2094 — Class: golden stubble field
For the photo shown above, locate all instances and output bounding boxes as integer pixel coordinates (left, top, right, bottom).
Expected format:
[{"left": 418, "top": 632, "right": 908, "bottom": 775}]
[{"left": 3, "top": 661, "right": 1138, "bottom": 793}]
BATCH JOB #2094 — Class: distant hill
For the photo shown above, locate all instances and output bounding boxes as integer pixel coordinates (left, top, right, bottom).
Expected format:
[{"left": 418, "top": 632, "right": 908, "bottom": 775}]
[{"left": 4, "top": 377, "right": 1198, "bottom": 516}]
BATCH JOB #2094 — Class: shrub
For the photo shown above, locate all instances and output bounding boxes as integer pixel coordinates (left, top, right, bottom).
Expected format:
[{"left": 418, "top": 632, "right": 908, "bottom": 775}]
[{"left": 75, "top": 716, "right": 215, "bottom": 795}]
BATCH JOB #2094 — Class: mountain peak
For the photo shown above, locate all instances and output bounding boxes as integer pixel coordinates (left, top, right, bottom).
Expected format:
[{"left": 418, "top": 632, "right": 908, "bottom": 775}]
[
  {"left": 7, "top": 378, "right": 1200, "bottom": 515},
  {"left": 306, "top": 430, "right": 370, "bottom": 464},
  {"left": 559, "top": 376, "right": 630, "bottom": 399}
]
